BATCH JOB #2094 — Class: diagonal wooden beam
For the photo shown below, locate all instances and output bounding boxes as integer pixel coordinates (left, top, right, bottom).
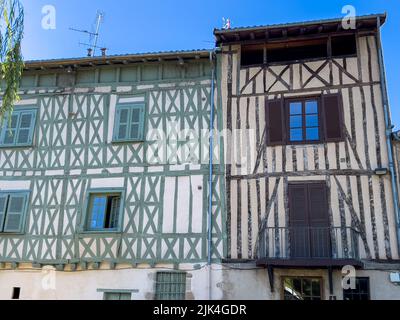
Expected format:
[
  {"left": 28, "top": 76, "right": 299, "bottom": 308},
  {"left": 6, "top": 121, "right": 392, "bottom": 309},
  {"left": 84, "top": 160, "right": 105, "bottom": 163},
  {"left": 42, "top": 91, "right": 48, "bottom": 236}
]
[
  {"left": 344, "top": 127, "right": 364, "bottom": 170},
  {"left": 266, "top": 65, "right": 291, "bottom": 92},
  {"left": 301, "top": 61, "right": 330, "bottom": 88},
  {"left": 332, "top": 59, "right": 359, "bottom": 83},
  {"left": 240, "top": 67, "right": 264, "bottom": 94},
  {"left": 333, "top": 175, "right": 372, "bottom": 259}
]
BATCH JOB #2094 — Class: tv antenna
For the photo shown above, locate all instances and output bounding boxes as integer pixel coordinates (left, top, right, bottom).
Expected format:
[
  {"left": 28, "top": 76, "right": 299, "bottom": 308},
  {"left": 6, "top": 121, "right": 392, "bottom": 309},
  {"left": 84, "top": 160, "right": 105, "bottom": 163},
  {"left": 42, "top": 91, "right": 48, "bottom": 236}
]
[{"left": 69, "top": 11, "right": 105, "bottom": 56}]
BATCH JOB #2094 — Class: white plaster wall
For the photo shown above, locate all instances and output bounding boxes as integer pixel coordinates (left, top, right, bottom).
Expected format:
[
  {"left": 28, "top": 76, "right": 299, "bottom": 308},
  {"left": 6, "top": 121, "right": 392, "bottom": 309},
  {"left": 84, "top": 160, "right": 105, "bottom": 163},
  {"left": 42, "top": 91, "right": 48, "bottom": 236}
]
[{"left": 0, "top": 263, "right": 223, "bottom": 300}]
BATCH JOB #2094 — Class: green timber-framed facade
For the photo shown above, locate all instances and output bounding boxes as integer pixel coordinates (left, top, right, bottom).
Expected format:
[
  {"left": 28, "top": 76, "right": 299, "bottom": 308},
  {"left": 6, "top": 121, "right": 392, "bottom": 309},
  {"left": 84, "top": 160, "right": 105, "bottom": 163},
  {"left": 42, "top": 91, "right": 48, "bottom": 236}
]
[
  {"left": 1, "top": 13, "right": 400, "bottom": 300},
  {"left": 0, "top": 50, "right": 226, "bottom": 299}
]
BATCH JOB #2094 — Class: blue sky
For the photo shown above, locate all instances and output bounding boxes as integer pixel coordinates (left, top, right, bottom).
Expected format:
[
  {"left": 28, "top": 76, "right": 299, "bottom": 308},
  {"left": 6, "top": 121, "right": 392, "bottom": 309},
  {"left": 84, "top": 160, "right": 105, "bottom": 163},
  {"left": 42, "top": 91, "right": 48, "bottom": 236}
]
[{"left": 21, "top": 0, "right": 400, "bottom": 126}]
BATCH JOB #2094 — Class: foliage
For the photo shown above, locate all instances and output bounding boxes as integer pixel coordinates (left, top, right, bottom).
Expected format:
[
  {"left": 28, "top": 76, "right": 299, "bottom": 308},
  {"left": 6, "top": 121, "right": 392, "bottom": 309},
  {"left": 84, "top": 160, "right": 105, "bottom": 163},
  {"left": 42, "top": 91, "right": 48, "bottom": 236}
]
[{"left": 0, "top": 0, "right": 24, "bottom": 126}]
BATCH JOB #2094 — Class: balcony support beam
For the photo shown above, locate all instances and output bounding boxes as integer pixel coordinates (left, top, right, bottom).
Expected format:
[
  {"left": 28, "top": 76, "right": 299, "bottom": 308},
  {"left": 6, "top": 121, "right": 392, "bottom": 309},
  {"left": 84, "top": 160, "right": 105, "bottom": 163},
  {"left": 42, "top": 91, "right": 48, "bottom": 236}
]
[
  {"left": 328, "top": 266, "right": 334, "bottom": 297},
  {"left": 267, "top": 265, "right": 275, "bottom": 292}
]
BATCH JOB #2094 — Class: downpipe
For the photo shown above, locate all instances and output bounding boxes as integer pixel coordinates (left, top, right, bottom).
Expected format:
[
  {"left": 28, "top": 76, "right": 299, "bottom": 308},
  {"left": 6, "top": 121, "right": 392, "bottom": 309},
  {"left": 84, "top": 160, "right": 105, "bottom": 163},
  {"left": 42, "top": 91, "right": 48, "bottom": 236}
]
[
  {"left": 207, "top": 49, "right": 217, "bottom": 300},
  {"left": 376, "top": 17, "right": 400, "bottom": 255}
]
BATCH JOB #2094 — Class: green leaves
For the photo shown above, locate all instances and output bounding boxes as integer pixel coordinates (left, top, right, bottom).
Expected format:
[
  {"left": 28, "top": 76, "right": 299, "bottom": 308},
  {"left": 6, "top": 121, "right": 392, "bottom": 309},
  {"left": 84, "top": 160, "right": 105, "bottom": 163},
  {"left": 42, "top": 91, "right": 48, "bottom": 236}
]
[{"left": 0, "top": 0, "right": 24, "bottom": 127}]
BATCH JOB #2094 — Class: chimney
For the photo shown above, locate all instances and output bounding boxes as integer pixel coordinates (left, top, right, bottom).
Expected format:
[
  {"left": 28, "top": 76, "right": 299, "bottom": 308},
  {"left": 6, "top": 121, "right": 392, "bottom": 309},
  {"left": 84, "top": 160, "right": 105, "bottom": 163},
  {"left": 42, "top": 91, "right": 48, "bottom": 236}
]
[{"left": 101, "top": 48, "right": 107, "bottom": 57}]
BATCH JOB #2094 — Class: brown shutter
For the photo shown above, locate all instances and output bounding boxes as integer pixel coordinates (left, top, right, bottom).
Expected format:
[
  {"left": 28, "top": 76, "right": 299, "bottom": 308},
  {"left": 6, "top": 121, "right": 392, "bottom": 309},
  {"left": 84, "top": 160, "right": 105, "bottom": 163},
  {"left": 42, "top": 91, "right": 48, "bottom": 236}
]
[
  {"left": 265, "top": 98, "right": 285, "bottom": 145},
  {"left": 288, "top": 184, "right": 309, "bottom": 258},
  {"left": 322, "top": 93, "right": 344, "bottom": 142}
]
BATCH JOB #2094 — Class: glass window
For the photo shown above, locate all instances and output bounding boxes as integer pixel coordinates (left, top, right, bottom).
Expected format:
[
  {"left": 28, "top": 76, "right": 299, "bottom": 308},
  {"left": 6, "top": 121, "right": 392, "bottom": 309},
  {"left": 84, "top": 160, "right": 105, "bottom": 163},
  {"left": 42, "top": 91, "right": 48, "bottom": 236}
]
[
  {"left": 113, "top": 104, "right": 145, "bottom": 142},
  {"left": 0, "top": 192, "right": 29, "bottom": 233},
  {"left": 155, "top": 272, "right": 186, "bottom": 300},
  {"left": 343, "top": 277, "right": 370, "bottom": 300},
  {"left": 86, "top": 192, "right": 122, "bottom": 231},
  {"left": 0, "top": 108, "right": 37, "bottom": 147},
  {"left": 283, "top": 277, "right": 322, "bottom": 300},
  {"left": 288, "top": 99, "right": 320, "bottom": 143}
]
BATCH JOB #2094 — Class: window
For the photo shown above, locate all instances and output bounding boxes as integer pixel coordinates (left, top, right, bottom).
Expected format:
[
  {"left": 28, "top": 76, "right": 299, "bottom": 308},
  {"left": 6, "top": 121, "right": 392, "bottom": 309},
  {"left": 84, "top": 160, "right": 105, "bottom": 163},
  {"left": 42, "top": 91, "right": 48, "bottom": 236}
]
[
  {"left": 265, "top": 93, "right": 344, "bottom": 146},
  {"left": 11, "top": 287, "right": 21, "bottom": 299},
  {"left": 0, "top": 191, "right": 29, "bottom": 233},
  {"left": 155, "top": 272, "right": 186, "bottom": 300},
  {"left": 288, "top": 98, "right": 320, "bottom": 143},
  {"left": 113, "top": 103, "right": 145, "bottom": 142},
  {"left": 343, "top": 277, "right": 370, "bottom": 300},
  {"left": 0, "top": 108, "right": 37, "bottom": 147},
  {"left": 103, "top": 292, "right": 131, "bottom": 300},
  {"left": 283, "top": 277, "right": 322, "bottom": 300},
  {"left": 240, "top": 34, "right": 357, "bottom": 67},
  {"left": 85, "top": 190, "right": 123, "bottom": 232}
]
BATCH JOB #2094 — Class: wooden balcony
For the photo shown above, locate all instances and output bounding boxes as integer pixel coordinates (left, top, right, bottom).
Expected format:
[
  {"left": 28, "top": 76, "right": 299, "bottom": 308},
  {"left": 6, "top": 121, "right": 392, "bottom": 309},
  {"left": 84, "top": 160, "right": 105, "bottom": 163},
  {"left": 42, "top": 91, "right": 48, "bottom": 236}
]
[{"left": 256, "top": 226, "right": 363, "bottom": 268}]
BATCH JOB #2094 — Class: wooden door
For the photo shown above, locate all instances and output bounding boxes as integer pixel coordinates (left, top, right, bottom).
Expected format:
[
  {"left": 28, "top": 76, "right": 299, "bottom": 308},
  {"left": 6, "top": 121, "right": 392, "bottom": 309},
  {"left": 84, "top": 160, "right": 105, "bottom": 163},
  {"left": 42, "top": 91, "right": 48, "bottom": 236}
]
[{"left": 288, "top": 183, "right": 331, "bottom": 258}]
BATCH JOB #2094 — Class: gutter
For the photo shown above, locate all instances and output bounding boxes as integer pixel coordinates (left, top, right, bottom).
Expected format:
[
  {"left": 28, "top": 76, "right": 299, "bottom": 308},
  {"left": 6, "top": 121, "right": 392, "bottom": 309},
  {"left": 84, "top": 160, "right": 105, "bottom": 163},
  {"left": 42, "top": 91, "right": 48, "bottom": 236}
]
[
  {"left": 376, "top": 17, "right": 400, "bottom": 255},
  {"left": 207, "top": 48, "right": 218, "bottom": 300}
]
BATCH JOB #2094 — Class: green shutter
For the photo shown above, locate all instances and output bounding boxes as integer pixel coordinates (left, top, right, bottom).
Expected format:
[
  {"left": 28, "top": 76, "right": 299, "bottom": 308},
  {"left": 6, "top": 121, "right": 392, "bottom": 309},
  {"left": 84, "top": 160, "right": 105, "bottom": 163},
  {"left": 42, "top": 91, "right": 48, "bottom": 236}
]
[
  {"left": 0, "top": 108, "right": 37, "bottom": 146},
  {"left": 3, "top": 193, "right": 26, "bottom": 232},
  {"left": 113, "top": 104, "right": 145, "bottom": 142},
  {"left": 16, "top": 110, "right": 36, "bottom": 145},
  {"left": 0, "top": 194, "right": 8, "bottom": 231},
  {"left": 1, "top": 114, "right": 19, "bottom": 145}
]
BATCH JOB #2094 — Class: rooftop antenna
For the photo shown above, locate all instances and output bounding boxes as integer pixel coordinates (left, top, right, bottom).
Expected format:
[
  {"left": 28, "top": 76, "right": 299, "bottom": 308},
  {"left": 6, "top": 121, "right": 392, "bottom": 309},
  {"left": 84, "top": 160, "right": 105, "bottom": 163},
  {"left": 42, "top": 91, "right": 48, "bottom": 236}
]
[
  {"left": 69, "top": 11, "right": 105, "bottom": 57},
  {"left": 222, "top": 17, "right": 231, "bottom": 29}
]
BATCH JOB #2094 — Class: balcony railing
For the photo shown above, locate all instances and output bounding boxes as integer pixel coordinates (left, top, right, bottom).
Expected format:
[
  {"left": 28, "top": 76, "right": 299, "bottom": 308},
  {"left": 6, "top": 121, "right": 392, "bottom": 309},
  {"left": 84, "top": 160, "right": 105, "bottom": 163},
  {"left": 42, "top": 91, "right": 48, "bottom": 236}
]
[{"left": 256, "top": 226, "right": 361, "bottom": 264}]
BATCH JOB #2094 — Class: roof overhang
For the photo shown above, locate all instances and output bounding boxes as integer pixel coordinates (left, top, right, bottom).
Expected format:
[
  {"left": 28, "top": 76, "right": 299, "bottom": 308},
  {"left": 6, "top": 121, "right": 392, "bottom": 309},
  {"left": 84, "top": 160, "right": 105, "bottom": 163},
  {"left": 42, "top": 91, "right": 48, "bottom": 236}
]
[
  {"left": 23, "top": 49, "right": 212, "bottom": 72},
  {"left": 214, "top": 13, "right": 386, "bottom": 46}
]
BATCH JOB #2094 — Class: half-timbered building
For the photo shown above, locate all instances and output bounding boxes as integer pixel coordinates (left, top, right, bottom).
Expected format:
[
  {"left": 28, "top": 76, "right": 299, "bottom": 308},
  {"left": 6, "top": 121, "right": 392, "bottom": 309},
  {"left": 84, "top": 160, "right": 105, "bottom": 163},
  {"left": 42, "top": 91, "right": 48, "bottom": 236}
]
[
  {"left": 0, "top": 50, "right": 226, "bottom": 299},
  {"left": 215, "top": 13, "right": 400, "bottom": 300}
]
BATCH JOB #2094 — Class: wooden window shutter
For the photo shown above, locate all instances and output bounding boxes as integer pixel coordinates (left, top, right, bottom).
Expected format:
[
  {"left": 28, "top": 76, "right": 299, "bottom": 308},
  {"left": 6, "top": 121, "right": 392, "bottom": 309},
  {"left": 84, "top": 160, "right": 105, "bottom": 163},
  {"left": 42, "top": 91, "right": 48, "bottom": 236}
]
[
  {"left": 322, "top": 93, "right": 344, "bottom": 142},
  {"left": 3, "top": 193, "right": 26, "bottom": 232},
  {"left": 266, "top": 98, "right": 285, "bottom": 145},
  {"left": 0, "top": 194, "right": 8, "bottom": 231}
]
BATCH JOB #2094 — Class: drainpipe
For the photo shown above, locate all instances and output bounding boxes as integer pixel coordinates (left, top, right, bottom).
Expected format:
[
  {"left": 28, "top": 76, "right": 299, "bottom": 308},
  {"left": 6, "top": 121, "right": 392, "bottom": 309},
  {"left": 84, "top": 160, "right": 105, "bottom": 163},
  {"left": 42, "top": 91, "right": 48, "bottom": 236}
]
[
  {"left": 207, "top": 49, "right": 216, "bottom": 300},
  {"left": 376, "top": 16, "right": 400, "bottom": 255}
]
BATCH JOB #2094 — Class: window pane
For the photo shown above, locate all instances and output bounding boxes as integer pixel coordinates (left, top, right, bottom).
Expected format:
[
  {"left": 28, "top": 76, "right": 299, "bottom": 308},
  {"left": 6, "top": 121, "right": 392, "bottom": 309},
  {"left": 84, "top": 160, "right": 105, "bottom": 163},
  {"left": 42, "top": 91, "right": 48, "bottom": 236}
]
[
  {"left": 312, "top": 279, "right": 321, "bottom": 297},
  {"left": 19, "top": 114, "right": 33, "bottom": 128},
  {"left": 119, "top": 109, "right": 129, "bottom": 124},
  {"left": 17, "top": 129, "right": 30, "bottom": 144},
  {"left": 305, "top": 100, "right": 318, "bottom": 114},
  {"left": 117, "top": 124, "right": 127, "bottom": 140},
  {"left": 290, "top": 129, "right": 303, "bottom": 141},
  {"left": 131, "top": 108, "right": 140, "bottom": 122},
  {"left": 290, "top": 102, "right": 302, "bottom": 115},
  {"left": 290, "top": 115, "right": 302, "bottom": 128},
  {"left": 3, "top": 130, "right": 16, "bottom": 144},
  {"left": 90, "top": 196, "right": 106, "bottom": 229},
  {"left": 9, "top": 115, "right": 19, "bottom": 129},
  {"left": 306, "top": 115, "right": 318, "bottom": 127},
  {"left": 306, "top": 127, "right": 319, "bottom": 140},
  {"left": 130, "top": 123, "right": 139, "bottom": 140},
  {"left": 108, "top": 196, "right": 121, "bottom": 228}
]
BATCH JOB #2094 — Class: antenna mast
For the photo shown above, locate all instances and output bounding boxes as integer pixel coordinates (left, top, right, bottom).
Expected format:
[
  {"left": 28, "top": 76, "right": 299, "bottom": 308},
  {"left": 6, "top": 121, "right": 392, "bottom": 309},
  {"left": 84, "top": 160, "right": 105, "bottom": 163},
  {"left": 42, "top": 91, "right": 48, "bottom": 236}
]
[{"left": 69, "top": 11, "right": 105, "bottom": 57}]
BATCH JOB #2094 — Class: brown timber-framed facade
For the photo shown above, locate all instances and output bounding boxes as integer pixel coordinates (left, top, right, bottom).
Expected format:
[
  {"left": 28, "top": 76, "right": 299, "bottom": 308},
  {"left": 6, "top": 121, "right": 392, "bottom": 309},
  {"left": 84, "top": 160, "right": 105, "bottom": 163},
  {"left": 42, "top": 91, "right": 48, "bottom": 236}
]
[{"left": 216, "top": 14, "right": 400, "bottom": 300}]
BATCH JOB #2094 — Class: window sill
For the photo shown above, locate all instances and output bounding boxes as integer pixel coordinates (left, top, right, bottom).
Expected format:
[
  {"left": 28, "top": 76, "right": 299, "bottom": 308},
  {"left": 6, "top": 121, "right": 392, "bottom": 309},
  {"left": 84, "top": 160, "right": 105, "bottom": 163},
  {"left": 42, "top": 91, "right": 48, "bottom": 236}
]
[
  {"left": 78, "top": 229, "right": 122, "bottom": 236},
  {"left": 0, "top": 231, "right": 25, "bottom": 236},
  {"left": 111, "top": 139, "right": 144, "bottom": 145},
  {"left": 0, "top": 144, "right": 34, "bottom": 149}
]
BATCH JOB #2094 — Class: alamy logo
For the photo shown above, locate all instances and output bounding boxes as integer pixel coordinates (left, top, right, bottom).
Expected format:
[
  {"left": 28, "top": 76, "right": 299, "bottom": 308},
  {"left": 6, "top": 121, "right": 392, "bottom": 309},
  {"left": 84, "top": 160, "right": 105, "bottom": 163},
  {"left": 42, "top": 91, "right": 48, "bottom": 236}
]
[
  {"left": 341, "top": 265, "right": 356, "bottom": 290},
  {"left": 41, "top": 5, "right": 56, "bottom": 30},
  {"left": 342, "top": 5, "right": 356, "bottom": 30}
]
